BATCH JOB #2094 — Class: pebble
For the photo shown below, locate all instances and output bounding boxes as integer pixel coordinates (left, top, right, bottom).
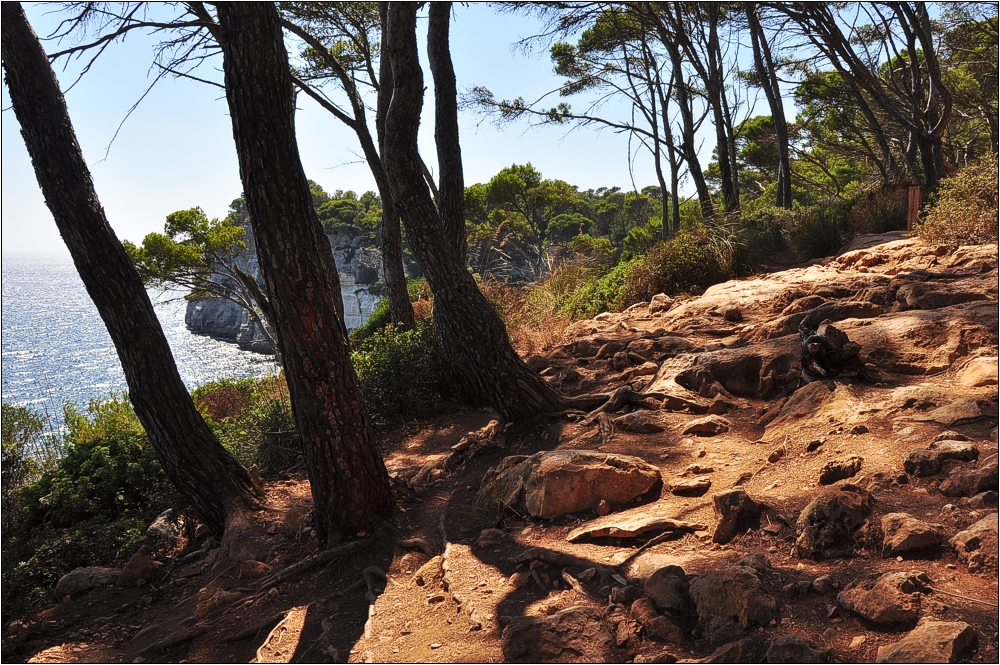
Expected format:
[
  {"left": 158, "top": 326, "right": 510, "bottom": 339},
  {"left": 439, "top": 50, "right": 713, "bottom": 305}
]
[
  {"left": 429, "top": 643, "right": 442, "bottom": 649},
  {"left": 850, "top": 635, "right": 866, "bottom": 648}
]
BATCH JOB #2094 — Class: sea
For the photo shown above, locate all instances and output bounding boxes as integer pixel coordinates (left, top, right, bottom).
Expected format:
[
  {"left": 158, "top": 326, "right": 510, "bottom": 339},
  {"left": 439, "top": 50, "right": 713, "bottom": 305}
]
[{"left": 1, "top": 253, "right": 279, "bottom": 424}]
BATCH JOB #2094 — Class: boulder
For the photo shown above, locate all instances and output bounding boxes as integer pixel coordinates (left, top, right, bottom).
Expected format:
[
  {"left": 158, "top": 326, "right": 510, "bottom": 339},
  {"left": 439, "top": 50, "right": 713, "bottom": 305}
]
[
  {"left": 712, "top": 489, "right": 761, "bottom": 544},
  {"left": 479, "top": 450, "right": 661, "bottom": 519},
  {"left": 117, "top": 549, "right": 165, "bottom": 588},
  {"left": 146, "top": 509, "right": 185, "bottom": 547},
  {"left": 962, "top": 490, "right": 998, "bottom": 509},
  {"left": 681, "top": 415, "right": 730, "bottom": 436},
  {"left": 689, "top": 565, "right": 777, "bottom": 646},
  {"left": 876, "top": 620, "right": 977, "bottom": 663},
  {"left": 502, "top": 606, "right": 613, "bottom": 663},
  {"left": 55, "top": 567, "right": 120, "bottom": 597},
  {"left": 765, "top": 634, "right": 830, "bottom": 663},
  {"left": 819, "top": 455, "right": 863, "bottom": 485},
  {"left": 881, "top": 513, "right": 945, "bottom": 556},
  {"left": 939, "top": 460, "right": 998, "bottom": 497},
  {"left": 644, "top": 566, "right": 690, "bottom": 615},
  {"left": 957, "top": 357, "right": 999, "bottom": 387},
  {"left": 949, "top": 513, "right": 998, "bottom": 573},
  {"left": 837, "top": 572, "right": 927, "bottom": 625},
  {"left": 649, "top": 294, "right": 674, "bottom": 314},
  {"left": 903, "top": 440, "right": 979, "bottom": 476},
  {"left": 795, "top": 484, "right": 873, "bottom": 559},
  {"left": 614, "top": 411, "right": 666, "bottom": 433}
]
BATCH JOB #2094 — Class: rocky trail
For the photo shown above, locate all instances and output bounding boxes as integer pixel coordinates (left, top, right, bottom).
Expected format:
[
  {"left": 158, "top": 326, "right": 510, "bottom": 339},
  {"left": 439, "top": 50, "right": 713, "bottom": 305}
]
[{"left": 6, "top": 235, "right": 999, "bottom": 664}]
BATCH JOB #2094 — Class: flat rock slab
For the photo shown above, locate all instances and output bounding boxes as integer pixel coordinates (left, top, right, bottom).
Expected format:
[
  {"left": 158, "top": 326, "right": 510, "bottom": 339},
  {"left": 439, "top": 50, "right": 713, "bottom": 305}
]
[
  {"left": 682, "top": 415, "right": 730, "bottom": 436},
  {"left": 949, "top": 513, "right": 998, "bottom": 573},
  {"left": 480, "top": 450, "right": 661, "bottom": 519},
  {"left": 837, "top": 572, "right": 926, "bottom": 625},
  {"left": 567, "top": 504, "right": 704, "bottom": 542},
  {"left": 670, "top": 476, "right": 712, "bottom": 496},
  {"left": 912, "top": 398, "right": 998, "bottom": 426},
  {"left": 881, "top": 513, "right": 944, "bottom": 555},
  {"left": 957, "top": 357, "right": 999, "bottom": 387},
  {"left": 502, "top": 606, "right": 612, "bottom": 663},
  {"left": 876, "top": 620, "right": 977, "bottom": 663}
]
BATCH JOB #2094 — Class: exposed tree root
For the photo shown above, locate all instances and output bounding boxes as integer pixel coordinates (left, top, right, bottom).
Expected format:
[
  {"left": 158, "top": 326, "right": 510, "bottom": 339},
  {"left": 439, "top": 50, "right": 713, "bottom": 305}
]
[{"left": 257, "top": 537, "right": 374, "bottom": 590}]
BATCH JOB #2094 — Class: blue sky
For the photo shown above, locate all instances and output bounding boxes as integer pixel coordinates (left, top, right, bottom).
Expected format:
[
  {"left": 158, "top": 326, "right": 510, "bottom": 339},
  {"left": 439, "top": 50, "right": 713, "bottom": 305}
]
[{"left": 2, "top": 3, "right": 769, "bottom": 255}]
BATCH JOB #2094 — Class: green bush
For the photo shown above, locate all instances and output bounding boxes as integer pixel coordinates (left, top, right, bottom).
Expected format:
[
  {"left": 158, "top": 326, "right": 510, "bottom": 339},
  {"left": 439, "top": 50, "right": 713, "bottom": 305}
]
[
  {"left": 919, "top": 154, "right": 999, "bottom": 246},
  {"left": 621, "top": 228, "right": 728, "bottom": 304},
  {"left": 787, "top": 198, "right": 853, "bottom": 259},
  {"left": 351, "top": 317, "right": 448, "bottom": 430},
  {"left": 559, "top": 259, "right": 636, "bottom": 319},
  {"left": 848, "top": 186, "right": 909, "bottom": 236}
]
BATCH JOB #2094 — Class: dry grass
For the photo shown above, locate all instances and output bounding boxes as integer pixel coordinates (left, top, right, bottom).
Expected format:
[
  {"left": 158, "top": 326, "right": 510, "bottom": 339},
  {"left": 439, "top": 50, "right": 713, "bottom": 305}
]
[
  {"left": 480, "top": 271, "right": 576, "bottom": 356},
  {"left": 919, "top": 154, "right": 999, "bottom": 246}
]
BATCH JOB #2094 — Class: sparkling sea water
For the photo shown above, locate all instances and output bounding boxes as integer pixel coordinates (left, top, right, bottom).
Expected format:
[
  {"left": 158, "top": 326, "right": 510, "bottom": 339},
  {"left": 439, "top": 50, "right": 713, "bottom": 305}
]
[{"left": 1, "top": 253, "right": 279, "bottom": 421}]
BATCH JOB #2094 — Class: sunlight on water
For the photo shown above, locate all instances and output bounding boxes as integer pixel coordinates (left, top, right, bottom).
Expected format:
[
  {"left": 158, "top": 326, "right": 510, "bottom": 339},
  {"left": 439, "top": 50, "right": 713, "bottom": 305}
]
[{"left": 1, "top": 254, "right": 279, "bottom": 421}]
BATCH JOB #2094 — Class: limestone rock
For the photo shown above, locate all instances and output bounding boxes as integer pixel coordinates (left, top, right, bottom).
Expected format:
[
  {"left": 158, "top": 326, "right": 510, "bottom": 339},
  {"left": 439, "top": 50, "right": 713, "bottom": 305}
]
[
  {"left": 881, "top": 513, "right": 944, "bottom": 555},
  {"left": 795, "top": 484, "right": 873, "bottom": 559},
  {"left": 670, "top": 476, "right": 711, "bottom": 497},
  {"left": 566, "top": 504, "right": 703, "bottom": 542},
  {"left": 957, "top": 357, "right": 999, "bottom": 387},
  {"left": 413, "top": 556, "right": 444, "bottom": 587},
  {"left": 819, "top": 455, "right": 863, "bottom": 485},
  {"left": 765, "top": 634, "right": 830, "bottom": 663},
  {"left": 479, "top": 450, "right": 661, "bottom": 519},
  {"left": 649, "top": 294, "right": 674, "bottom": 314},
  {"left": 939, "top": 460, "right": 998, "bottom": 497},
  {"left": 55, "top": 567, "right": 120, "bottom": 597},
  {"left": 949, "top": 513, "right": 998, "bottom": 573},
  {"left": 904, "top": 440, "right": 979, "bottom": 476},
  {"left": 117, "top": 549, "right": 165, "bottom": 588},
  {"left": 681, "top": 415, "right": 730, "bottom": 436},
  {"left": 895, "top": 282, "right": 991, "bottom": 310},
  {"left": 146, "top": 509, "right": 185, "bottom": 547},
  {"left": 912, "top": 398, "right": 998, "bottom": 427},
  {"left": 712, "top": 489, "right": 760, "bottom": 544},
  {"left": 875, "top": 620, "right": 977, "bottom": 663},
  {"left": 689, "top": 565, "right": 777, "bottom": 646},
  {"left": 837, "top": 572, "right": 926, "bottom": 625},
  {"left": 614, "top": 411, "right": 666, "bottom": 433},
  {"left": 502, "top": 606, "right": 613, "bottom": 663},
  {"left": 644, "top": 566, "right": 690, "bottom": 615}
]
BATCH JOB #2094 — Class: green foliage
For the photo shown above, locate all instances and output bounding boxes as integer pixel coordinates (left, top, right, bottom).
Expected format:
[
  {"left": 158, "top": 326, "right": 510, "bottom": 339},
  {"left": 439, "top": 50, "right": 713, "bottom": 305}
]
[
  {"left": 559, "top": 259, "right": 636, "bottom": 319},
  {"left": 546, "top": 212, "right": 593, "bottom": 242},
  {"left": 786, "top": 199, "right": 854, "bottom": 259},
  {"left": 919, "top": 155, "right": 1000, "bottom": 246},
  {"left": 351, "top": 318, "right": 448, "bottom": 430},
  {"left": 847, "top": 186, "right": 909, "bottom": 236},
  {"left": 316, "top": 189, "right": 383, "bottom": 233},
  {"left": 622, "top": 228, "right": 728, "bottom": 305}
]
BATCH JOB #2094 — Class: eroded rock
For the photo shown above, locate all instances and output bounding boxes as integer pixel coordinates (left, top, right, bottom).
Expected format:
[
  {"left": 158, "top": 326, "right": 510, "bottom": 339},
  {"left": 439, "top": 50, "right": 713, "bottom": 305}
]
[
  {"left": 819, "top": 455, "right": 863, "bottom": 485},
  {"left": 117, "top": 549, "right": 165, "bottom": 588},
  {"left": 566, "top": 504, "right": 703, "bottom": 542},
  {"left": 712, "top": 489, "right": 760, "bottom": 544},
  {"left": 875, "top": 620, "right": 977, "bottom": 663},
  {"left": 681, "top": 415, "right": 730, "bottom": 436},
  {"left": 957, "top": 357, "right": 999, "bottom": 387},
  {"left": 903, "top": 440, "right": 979, "bottom": 476},
  {"left": 795, "top": 484, "right": 873, "bottom": 559},
  {"left": 480, "top": 450, "right": 661, "bottom": 519},
  {"left": 949, "top": 513, "right": 998, "bottom": 573},
  {"left": 765, "top": 634, "right": 830, "bottom": 663},
  {"left": 939, "top": 460, "right": 998, "bottom": 497},
  {"left": 614, "top": 411, "right": 666, "bottom": 433},
  {"left": 881, "top": 513, "right": 944, "bottom": 556},
  {"left": 55, "top": 567, "right": 120, "bottom": 598},
  {"left": 837, "top": 572, "right": 927, "bottom": 625},
  {"left": 689, "top": 565, "right": 777, "bottom": 646},
  {"left": 501, "top": 606, "right": 613, "bottom": 663},
  {"left": 644, "top": 566, "right": 690, "bottom": 616}
]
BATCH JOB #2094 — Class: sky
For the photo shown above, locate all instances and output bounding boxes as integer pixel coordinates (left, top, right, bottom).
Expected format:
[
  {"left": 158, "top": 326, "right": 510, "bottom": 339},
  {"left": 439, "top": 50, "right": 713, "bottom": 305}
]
[{"left": 1, "top": 3, "right": 769, "bottom": 256}]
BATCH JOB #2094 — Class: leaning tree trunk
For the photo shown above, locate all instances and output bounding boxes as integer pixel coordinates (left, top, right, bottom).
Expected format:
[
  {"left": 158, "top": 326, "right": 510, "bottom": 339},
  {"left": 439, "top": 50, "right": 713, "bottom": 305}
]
[
  {"left": 215, "top": 3, "right": 391, "bottom": 547},
  {"left": 0, "top": 2, "right": 261, "bottom": 538},
  {"left": 384, "top": 3, "right": 565, "bottom": 421}
]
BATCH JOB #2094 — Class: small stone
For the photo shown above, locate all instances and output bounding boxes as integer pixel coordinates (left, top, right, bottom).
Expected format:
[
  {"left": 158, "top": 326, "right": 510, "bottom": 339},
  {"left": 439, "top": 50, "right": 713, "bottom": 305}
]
[
  {"left": 881, "top": 513, "right": 945, "bottom": 556},
  {"left": 949, "top": 513, "right": 998, "bottom": 573},
  {"left": 850, "top": 635, "right": 866, "bottom": 649},
  {"left": 429, "top": 643, "right": 442, "bottom": 649},
  {"left": 768, "top": 447, "right": 785, "bottom": 464},
  {"left": 712, "top": 489, "right": 760, "bottom": 544},
  {"left": 682, "top": 415, "right": 730, "bottom": 437},
  {"left": 819, "top": 455, "right": 863, "bottom": 485},
  {"left": 596, "top": 499, "right": 611, "bottom": 517},
  {"left": 723, "top": 308, "right": 743, "bottom": 323},
  {"left": 812, "top": 575, "right": 833, "bottom": 594},
  {"left": 670, "top": 476, "right": 712, "bottom": 497},
  {"left": 765, "top": 634, "right": 829, "bottom": 664},
  {"left": 837, "top": 572, "right": 926, "bottom": 625}
]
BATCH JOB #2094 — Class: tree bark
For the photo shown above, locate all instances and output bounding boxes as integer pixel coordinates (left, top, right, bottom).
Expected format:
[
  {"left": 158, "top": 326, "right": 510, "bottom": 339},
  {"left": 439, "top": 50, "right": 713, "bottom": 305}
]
[
  {"left": 427, "top": 2, "right": 467, "bottom": 262},
  {"left": 215, "top": 2, "right": 391, "bottom": 547},
  {"left": 746, "top": 3, "right": 792, "bottom": 208},
  {"left": 383, "top": 3, "right": 565, "bottom": 421},
  {"left": 0, "top": 1, "right": 261, "bottom": 538}
]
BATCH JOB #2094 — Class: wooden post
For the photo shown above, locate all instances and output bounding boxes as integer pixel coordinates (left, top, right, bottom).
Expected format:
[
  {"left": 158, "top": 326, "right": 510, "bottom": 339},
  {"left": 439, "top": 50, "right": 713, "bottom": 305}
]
[{"left": 907, "top": 186, "right": 921, "bottom": 233}]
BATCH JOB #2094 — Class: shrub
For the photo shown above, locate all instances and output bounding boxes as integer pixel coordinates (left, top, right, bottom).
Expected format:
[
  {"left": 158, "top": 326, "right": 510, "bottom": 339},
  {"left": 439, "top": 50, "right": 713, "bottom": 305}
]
[
  {"left": 786, "top": 198, "right": 853, "bottom": 259},
  {"left": 481, "top": 266, "right": 583, "bottom": 354},
  {"left": 351, "top": 317, "right": 448, "bottom": 430},
  {"left": 919, "top": 155, "right": 999, "bottom": 246},
  {"left": 847, "top": 186, "right": 909, "bottom": 236},
  {"left": 621, "top": 228, "right": 728, "bottom": 304},
  {"left": 560, "top": 259, "right": 637, "bottom": 319}
]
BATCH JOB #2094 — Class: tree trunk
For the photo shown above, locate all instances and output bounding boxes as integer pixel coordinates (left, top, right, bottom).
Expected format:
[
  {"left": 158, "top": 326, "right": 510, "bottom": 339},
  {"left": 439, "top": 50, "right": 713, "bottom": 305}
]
[
  {"left": 427, "top": 2, "right": 467, "bottom": 262},
  {"left": 376, "top": 3, "right": 416, "bottom": 328},
  {"left": 215, "top": 3, "right": 391, "bottom": 547},
  {"left": 746, "top": 3, "right": 792, "bottom": 208},
  {"left": 383, "top": 2, "right": 565, "bottom": 421},
  {"left": 0, "top": 1, "right": 261, "bottom": 538}
]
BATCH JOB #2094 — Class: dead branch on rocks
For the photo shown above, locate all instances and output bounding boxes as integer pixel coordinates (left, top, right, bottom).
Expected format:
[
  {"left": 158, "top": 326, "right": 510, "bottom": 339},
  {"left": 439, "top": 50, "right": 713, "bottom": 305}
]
[{"left": 513, "top": 547, "right": 614, "bottom": 582}]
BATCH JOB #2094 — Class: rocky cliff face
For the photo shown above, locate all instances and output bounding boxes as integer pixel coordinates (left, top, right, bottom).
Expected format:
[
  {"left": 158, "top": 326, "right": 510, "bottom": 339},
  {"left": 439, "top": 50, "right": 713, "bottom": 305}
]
[{"left": 185, "top": 225, "right": 384, "bottom": 353}]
